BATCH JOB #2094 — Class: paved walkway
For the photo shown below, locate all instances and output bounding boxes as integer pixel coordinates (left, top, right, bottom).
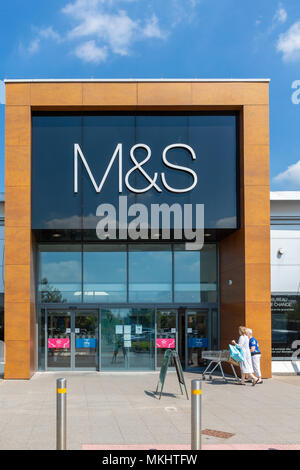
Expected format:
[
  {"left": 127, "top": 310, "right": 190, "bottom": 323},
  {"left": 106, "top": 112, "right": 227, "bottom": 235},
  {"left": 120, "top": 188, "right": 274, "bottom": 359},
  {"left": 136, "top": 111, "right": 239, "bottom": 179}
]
[{"left": 0, "top": 371, "right": 299, "bottom": 450}]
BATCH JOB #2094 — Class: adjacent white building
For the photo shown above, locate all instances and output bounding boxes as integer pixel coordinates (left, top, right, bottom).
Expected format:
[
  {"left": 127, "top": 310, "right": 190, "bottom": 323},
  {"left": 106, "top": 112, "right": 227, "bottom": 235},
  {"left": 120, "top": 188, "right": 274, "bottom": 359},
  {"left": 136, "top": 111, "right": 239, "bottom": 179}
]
[{"left": 271, "top": 191, "right": 300, "bottom": 374}]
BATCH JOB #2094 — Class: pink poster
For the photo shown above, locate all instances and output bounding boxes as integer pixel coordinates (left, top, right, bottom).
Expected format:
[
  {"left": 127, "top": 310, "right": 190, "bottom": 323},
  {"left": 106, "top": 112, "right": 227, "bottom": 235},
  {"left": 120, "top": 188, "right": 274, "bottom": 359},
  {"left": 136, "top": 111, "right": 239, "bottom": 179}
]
[
  {"left": 48, "top": 338, "right": 70, "bottom": 349},
  {"left": 156, "top": 338, "right": 176, "bottom": 349}
]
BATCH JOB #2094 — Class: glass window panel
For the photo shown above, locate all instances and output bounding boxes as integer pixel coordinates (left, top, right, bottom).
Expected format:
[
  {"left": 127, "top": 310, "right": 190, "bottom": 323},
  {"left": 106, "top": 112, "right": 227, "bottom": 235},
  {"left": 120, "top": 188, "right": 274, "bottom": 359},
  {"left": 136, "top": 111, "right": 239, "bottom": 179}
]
[
  {"left": 200, "top": 244, "right": 217, "bottom": 303},
  {"left": 82, "top": 115, "right": 135, "bottom": 230},
  {"left": 0, "top": 293, "right": 3, "bottom": 342},
  {"left": 129, "top": 245, "right": 172, "bottom": 302},
  {"left": 174, "top": 243, "right": 217, "bottom": 303},
  {"left": 272, "top": 294, "right": 300, "bottom": 360},
  {"left": 174, "top": 248, "right": 200, "bottom": 303},
  {"left": 38, "top": 308, "right": 46, "bottom": 370},
  {"left": 39, "top": 244, "right": 82, "bottom": 303},
  {"left": 32, "top": 115, "right": 82, "bottom": 229},
  {"left": 83, "top": 244, "right": 127, "bottom": 303}
]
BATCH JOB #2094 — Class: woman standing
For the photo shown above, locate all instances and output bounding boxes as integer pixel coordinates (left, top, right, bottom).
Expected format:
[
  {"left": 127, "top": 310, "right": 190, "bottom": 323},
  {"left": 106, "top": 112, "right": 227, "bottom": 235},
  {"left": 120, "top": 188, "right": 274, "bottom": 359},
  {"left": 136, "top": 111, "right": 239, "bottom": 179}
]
[{"left": 232, "top": 326, "right": 259, "bottom": 386}]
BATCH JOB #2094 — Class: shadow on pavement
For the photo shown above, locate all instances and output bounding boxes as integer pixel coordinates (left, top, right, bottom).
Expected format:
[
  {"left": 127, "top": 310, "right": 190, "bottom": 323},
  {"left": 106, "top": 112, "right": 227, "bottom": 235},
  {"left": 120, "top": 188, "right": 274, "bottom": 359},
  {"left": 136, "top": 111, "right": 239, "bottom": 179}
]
[
  {"left": 204, "top": 378, "right": 239, "bottom": 385},
  {"left": 144, "top": 390, "right": 178, "bottom": 399}
]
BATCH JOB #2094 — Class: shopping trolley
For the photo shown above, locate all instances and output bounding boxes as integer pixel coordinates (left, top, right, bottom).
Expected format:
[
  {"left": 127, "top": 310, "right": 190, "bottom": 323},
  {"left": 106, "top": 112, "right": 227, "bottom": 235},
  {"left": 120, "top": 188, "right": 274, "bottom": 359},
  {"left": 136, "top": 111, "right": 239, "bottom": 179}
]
[{"left": 201, "top": 350, "right": 239, "bottom": 382}]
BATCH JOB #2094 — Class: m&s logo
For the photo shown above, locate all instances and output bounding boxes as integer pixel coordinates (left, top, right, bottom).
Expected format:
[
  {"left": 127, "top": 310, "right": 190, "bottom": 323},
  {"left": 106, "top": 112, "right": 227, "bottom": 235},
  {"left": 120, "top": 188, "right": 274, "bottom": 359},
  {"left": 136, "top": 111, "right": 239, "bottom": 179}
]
[{"left": 73, "top": 143, "right": 198, "bottom": 194}]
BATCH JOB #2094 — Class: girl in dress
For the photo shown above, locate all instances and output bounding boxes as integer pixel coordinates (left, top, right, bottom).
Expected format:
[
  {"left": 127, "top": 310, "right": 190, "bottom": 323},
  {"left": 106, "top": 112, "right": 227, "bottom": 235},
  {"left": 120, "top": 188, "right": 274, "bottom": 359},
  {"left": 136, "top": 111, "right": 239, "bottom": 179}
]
[{"left": 232, "top": 326, "right": 259, "bottom": 386}]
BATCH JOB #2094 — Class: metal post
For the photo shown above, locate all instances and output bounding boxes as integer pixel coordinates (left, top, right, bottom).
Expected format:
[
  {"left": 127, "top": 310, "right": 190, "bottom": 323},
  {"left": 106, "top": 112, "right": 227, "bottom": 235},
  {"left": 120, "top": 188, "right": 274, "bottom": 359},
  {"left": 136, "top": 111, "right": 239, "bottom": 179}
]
[
  {"left": 191, "top": 379, "right": 202, "bottom": 450},
  {"left": 56, "top": 378, "right": 67, "bottom": 450}
]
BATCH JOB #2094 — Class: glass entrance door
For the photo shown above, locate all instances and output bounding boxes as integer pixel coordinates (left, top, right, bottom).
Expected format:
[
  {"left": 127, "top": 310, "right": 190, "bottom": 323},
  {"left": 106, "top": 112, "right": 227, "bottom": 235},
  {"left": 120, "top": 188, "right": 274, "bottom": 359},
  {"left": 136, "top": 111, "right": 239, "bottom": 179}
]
[
  {"left": 156, "top": 310, "right": 177, "bottom": 367},
  {"left": 47, "top": 311, "right": 71, "bottom": 369},
  {"left": 75, "top": 312, "right": 98, "bottom": 369},
  {"left": 46, "top": 310, "right": 98, "bottom": 370},
  {"left": 101, "top": 308, "right": 155, "bottom": 370},
  {"left": 186, "top": 309, "right": 209, "bottom": 370}
]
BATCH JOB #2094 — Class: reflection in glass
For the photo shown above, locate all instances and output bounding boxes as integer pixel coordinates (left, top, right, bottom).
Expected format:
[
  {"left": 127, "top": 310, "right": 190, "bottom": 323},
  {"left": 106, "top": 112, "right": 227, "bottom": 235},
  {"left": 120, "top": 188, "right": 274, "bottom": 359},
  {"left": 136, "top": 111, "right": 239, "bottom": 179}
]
[
  {"left": 211, "top": 308, "right": 219, "bottom": 350},
  {"left": 174, "top": 248, "right": 200, "bottom": 303},
  {"left": 129, "top": 245, "right": 172, "bottom": 302},
  {"left": 75, "top": 312, "right": 98, "bottom": 368},
  {"left": 174, "top": 244, "right": 217, "bottom": 303},
  {"left": 83, "top": 245, "right": 127, "bottom": 303},
  {"left": 38, "top": 308, "right": 46, "bottom": 370},
  {"left": 101, "top": 308, "right": 155, "bottom": 370},
  {"left": 47, "top": 312, "right": 71, "bottom": 368},
  {"left": 0, "top": 293, "right": 4, "bottom": 342},
  {"left": 187, "top": 310, "right": 208, "bottom": 369},
  {"left": 200, "top": 244, "right": 218, "bottom": 303},
  {"left": 156, "top": 310, "right": 177, "bottom": 367},
  {"left": 39, "top": 245, "right": 82, "bottom": 303},
  {"left": 272, "top": 295, "right": 300, "bottom": 360},
  {"left": 38, "top": 242, "right": 218, "bottom": 305},
  {"left": 32, "top": 115, "right": 82, "bottom": 229}
]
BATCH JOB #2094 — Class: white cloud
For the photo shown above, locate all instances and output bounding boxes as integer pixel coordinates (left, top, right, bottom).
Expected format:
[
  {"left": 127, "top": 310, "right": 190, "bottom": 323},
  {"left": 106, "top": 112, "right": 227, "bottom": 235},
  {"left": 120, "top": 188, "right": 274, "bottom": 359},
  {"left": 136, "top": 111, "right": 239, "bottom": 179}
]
[
  {"left": 274, "top": 160, "right": 300, "bottom": 187},
  {"left": 28, "top": 38, "right": 41, "bottom": 54},
  {"left": 273, "top": 4, "right": 287, "bottom": 25},
  {"left": 277, "top": 21, "right": 300, "bottom": 61},
  {"left": 75, "top": 40, "right": 107, "bottom": 63},
  {"left": 144, "top": 14, "right": 167, "bottom": 39},
  {"left": 24, "top": 0, "right": 198, "bottom": 64},
  {"left": 27, "top": 26, "right": 61, "bottom": 54},
  {"left": 39, "top": 26, "right": 61, "bottom": 41},
  {"left": 63, "top": 1, "right": 166, "bottom": 57}
]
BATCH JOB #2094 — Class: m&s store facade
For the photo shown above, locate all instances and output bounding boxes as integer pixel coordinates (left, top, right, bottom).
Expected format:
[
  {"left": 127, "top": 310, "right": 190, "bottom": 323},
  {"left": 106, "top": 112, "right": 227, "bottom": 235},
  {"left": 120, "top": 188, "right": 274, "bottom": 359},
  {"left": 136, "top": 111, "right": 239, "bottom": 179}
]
[{"left": 4, "top": 79, "right": 271, "bottom": 378}]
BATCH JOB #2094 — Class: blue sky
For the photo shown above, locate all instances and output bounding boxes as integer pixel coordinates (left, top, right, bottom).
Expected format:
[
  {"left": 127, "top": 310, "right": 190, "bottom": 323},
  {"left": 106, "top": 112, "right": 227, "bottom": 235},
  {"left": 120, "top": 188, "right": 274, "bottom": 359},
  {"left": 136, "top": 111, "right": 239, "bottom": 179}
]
[{"left": 1, "top": 0, "right": 300, "bottom": 193}]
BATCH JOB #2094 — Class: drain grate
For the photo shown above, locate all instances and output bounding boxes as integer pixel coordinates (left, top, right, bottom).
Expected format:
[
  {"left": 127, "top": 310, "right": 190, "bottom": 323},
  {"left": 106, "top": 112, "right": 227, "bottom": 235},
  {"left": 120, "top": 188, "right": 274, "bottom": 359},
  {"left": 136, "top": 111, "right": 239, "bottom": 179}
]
[{"left": 202, "top": 429, "right": 235, "bottom": 439}]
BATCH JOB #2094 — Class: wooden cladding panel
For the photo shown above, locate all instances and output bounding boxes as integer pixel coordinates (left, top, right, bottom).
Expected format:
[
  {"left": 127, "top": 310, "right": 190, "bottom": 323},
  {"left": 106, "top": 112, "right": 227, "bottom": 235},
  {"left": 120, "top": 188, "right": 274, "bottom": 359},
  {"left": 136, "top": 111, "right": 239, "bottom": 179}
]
[
  {"left": 192, "top": 82, "right": 269, "bottom": 106},
  {"left": 5, "top": 106, "right": 30, "bottom": 147},
  {"left": 4, "top": 302, "right": 31, "bottom": 341},
  {"left": 5, "top": 100, "right": 34, "bottom": 379},
  {"left": 137, "top": 82, "right": 192, "bottom": 106},
  {"left": 6, "top": 83, "right": 30, "bottom": 106},
  {"left": 4, "top": 341, "right": 31, "bottom": 379},
  {"left": 5, "top": 146, "right": 31, "bottom": 187},
  {"left": 30, "top": 83, "right": 83, "bottom": 106},
  {"left": 83, "top": 82, "right": 137, "bottom": 106}
]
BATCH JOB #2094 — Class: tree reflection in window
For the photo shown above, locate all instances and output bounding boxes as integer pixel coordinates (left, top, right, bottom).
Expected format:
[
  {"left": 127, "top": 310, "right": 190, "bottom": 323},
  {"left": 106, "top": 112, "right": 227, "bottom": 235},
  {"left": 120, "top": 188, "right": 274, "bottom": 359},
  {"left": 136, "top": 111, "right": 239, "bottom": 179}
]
[{"left": 40, "top": 278, "right": 66, "bottom": 303}]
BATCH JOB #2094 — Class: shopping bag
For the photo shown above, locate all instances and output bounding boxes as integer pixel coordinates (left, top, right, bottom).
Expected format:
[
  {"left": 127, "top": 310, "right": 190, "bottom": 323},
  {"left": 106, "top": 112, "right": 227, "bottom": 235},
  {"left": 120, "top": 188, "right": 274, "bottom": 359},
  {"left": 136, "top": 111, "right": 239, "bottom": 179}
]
[
  {"left": 229, "top": 344, "right": 244, "bottom": 363},
  {"left": 227, "top": 355, "right": 240, "bottom": 367}
]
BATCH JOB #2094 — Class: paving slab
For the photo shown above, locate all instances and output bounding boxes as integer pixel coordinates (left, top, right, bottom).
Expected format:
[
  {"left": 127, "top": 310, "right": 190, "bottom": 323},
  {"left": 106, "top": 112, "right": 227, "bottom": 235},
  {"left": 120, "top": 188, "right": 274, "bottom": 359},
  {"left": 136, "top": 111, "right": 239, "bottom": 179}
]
[{"left": 0, "top": 371, "right": 300, "bottom": 450}]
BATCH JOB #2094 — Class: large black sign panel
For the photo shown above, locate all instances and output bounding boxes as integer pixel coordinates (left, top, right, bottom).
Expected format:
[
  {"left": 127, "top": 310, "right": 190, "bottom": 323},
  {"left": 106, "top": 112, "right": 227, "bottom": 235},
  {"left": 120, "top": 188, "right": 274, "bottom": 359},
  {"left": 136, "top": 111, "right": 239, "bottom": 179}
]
[{"left": 32, "top": 112, "right": 239, "bottom": 232}]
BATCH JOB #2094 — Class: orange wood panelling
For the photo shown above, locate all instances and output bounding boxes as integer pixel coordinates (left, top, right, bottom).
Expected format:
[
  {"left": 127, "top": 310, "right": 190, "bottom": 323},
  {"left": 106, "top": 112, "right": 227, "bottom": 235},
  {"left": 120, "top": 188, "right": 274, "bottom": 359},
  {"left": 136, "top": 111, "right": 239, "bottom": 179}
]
[
  {"left": 192, "top": 82, "right": 269, "bottom": 106},
  {"left": 30, "top": 83, "right": 83, "bottom": 106},
  {"left": 4, "top": 341, "right": 31, "bottom": 379},
  {"left": 83, "top": 82, "right": 137, "bottom": 106},
  {"left": 5, "top": 96, "right": 34, "bottom": 379}
]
